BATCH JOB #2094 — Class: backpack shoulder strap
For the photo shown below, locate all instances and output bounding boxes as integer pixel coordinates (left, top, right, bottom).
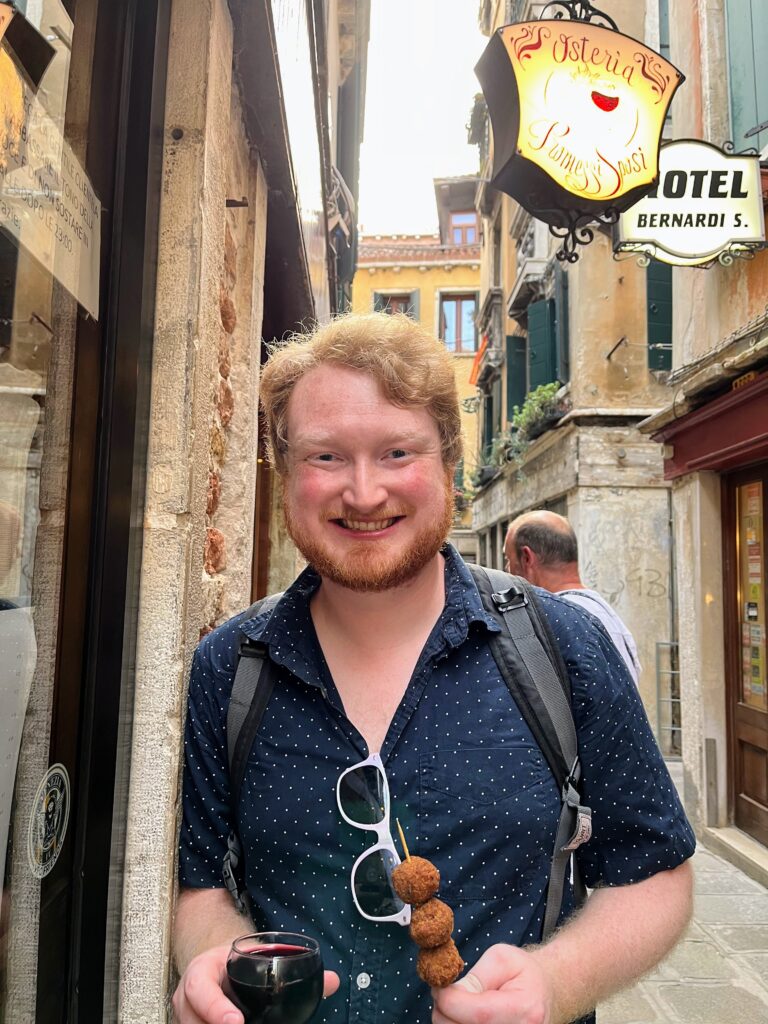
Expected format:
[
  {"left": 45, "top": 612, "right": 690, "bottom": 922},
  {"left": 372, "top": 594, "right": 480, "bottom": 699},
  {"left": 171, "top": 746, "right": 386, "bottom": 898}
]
[
  {"left": 223, "top": 592, "right": 282, "bottom": 915},
  {"left": 227, "top": 592, "right": 283, "bottom": 806},
  {"left": 468, "top": 563, "right": 591, "bottom": 939}
]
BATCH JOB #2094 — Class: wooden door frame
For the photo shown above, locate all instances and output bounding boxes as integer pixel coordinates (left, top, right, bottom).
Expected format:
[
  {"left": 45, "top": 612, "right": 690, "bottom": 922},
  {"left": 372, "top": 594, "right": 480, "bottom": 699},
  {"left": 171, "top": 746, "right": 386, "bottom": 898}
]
[{"left": 722, "top": 463, "right": 768, "bottom": 845}]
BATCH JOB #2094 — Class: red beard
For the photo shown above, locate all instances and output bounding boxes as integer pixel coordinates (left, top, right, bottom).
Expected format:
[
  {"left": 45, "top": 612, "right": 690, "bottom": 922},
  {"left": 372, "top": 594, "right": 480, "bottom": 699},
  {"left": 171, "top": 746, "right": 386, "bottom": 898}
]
[{"left": 282, "top": 480, "right": 455, "bottom": 593}]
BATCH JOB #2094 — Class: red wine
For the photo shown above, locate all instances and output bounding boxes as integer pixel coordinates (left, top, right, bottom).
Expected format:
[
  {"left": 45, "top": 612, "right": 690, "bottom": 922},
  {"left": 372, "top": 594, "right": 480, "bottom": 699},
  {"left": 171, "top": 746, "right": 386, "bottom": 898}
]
[{"left": 226, "top": 943, "right": 323, "bottom": 1024}]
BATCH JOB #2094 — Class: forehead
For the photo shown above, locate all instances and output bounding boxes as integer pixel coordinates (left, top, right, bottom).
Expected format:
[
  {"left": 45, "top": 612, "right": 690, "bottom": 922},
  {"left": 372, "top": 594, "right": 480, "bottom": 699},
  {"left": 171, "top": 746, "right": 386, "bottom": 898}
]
[{"left": 286, "top": 364, "right": 439, "bottom": 443}]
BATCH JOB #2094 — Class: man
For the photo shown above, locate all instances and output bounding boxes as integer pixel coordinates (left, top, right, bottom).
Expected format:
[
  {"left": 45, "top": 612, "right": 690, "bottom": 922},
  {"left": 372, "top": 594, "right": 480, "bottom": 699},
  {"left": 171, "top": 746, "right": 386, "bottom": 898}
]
[
  {"left": 173, "top": 312, "right": 694, "bottom": 1024},
  {"left": 504, "top": 511, "right": 642, "bottom": 685}
]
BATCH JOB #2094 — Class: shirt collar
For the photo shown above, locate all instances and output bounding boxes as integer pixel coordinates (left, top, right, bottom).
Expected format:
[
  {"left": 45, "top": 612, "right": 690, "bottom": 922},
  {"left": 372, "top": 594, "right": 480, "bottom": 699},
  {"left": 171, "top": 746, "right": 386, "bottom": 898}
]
[{"left": 239, "top": 544, "right": 500, "bottom": 665}]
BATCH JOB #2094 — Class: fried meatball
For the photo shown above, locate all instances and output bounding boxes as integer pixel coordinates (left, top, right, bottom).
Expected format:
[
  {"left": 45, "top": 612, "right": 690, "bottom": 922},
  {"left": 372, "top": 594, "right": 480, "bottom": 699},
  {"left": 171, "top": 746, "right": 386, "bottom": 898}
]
[
  {"left": 409, "top": 898, "right": 454, "bottom": 948},
  {"left": 416, "top": 939, "right": 464, "bottom": 988},
  {"left": 392, "top": 856, "right": 440, "bottom": 905}
]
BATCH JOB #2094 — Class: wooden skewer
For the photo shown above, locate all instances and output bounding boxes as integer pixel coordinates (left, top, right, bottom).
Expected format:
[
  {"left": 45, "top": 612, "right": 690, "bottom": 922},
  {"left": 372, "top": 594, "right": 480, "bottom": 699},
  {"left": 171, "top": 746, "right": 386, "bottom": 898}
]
[{"left": 396, "top": 818, "right": 411, "bottom": 860}]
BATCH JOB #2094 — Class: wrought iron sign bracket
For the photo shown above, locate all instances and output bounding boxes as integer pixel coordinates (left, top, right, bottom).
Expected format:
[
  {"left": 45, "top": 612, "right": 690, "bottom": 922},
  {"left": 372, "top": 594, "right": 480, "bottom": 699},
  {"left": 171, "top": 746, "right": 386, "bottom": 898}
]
[
  {"left": 550, "top": 208, "right": 621, "bottom": 264},
  {"left": 539, "top": 0, "right": 619, "bottom": 30}
]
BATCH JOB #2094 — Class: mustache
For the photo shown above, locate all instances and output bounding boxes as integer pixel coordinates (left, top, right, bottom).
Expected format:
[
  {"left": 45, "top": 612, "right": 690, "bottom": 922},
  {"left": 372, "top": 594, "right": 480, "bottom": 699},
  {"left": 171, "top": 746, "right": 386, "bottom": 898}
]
[{"left": 322, "top": 507, "right": 413, "bottom": 521}]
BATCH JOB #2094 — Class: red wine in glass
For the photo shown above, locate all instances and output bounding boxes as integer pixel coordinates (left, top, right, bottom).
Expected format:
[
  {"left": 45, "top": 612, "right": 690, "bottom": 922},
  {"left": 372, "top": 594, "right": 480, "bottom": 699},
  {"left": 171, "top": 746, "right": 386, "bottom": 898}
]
[{"left": 225, "top": 932, "right": 323, "bottom": 1024}]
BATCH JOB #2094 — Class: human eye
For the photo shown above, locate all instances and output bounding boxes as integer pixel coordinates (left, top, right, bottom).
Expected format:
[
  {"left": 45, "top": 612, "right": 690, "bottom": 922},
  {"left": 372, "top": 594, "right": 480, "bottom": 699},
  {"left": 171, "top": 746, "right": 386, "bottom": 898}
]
[
  {"left": 387, "top": 448, "right": 410, "bottom": 460},
  {"left": 313, "top": 452, "right": 337, "bottom": 462}
]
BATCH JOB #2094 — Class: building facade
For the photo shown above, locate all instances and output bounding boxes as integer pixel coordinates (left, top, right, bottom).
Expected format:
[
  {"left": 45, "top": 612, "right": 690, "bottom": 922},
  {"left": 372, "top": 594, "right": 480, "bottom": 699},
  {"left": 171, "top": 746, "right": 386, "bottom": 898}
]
[
  {"left": 469, "top": 0, "right": 679, "bottom": 731},
  {"left": 352, "top": 175, "right": 481, "bottom": 561},
  {"left": 0, "top": 1, "right": 369, "bottom": 1019},
  {"left": 639, "top": 1, "right": 768, "bottom": 871},
  {"left": 471, "top": 0, "right": 768, "bottom": 877}
]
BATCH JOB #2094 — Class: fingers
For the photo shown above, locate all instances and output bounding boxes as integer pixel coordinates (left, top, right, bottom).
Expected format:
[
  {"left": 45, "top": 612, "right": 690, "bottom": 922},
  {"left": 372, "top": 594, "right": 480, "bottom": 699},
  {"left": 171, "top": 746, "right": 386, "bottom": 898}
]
[
  {"left": 323, "top": 970, "right": 341, "bottom": 998},
  {"left": 171, "top": 945, "right": 244, "bottom": 1024},
  {"left": 432, "top": 989, "right": 527, "bottom": 1024},
  {"left": 463, "top": 944, "right": 528, "bottom": 991},
  {"left": 431, "top": 945, "right": 545, "bottom": 1024}
]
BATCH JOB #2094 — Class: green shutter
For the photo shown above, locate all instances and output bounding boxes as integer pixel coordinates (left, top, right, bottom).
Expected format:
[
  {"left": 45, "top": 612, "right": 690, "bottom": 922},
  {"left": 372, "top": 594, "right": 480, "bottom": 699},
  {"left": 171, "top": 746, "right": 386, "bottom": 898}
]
[
  {"left": 506, "top": 335, "right": 527, "bottom": 421},
  {"left": 493, "top": 375, "right": 503, "bottom": 436},
  {"left": 528, "top": 298, "right": 557, "bottom": 389},
  {"left": 482, "top": 394, "right": 494, "bottom": 460},
  {"left": 408, "top": 289, "right": 420, "bottom": 320},
  {"left": 554, "top": 266, "right": 569, "bottom": 383},
  {"left": 726, "top": 0, "right": 768, "bottom": 151},
  {"left": 646, "top": 260, "right": 672, "bottom": 371}
]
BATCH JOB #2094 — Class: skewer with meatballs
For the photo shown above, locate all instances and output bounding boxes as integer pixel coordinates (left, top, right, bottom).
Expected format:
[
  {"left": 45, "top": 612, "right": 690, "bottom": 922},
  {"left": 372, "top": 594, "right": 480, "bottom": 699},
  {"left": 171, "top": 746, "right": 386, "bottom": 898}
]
[{"left": 391, "top": 822, "right": 464, "bottom": 988}]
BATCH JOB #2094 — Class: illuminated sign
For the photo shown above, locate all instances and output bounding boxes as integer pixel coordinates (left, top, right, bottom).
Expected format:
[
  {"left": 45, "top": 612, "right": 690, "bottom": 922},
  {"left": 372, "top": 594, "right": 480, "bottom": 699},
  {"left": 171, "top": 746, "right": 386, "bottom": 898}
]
[
  {"left": 615, "top": 140, "right": 766, "bottom": 267},
  {"left": 476, "top": 19, "right": 683, "bottom": 235}
]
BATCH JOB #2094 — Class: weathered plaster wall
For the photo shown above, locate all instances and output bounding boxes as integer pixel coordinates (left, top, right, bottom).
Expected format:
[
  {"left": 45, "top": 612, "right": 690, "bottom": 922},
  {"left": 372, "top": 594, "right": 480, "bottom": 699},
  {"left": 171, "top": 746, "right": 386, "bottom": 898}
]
[
  {"left": 352, "top": 261, "right": 479, "bottom": 336},
  {"left": 568, "top": 481, "right": 673, "bottom": 719},
  {"left": 567, "top": 233, "right": 671, "bottom": 411},
  {"left": 668, "top": 0, "right": 768, "bottom": 369},
  {"left": 116, "top": 0, "right": 268, "bottom": 1017},
  {"left": 672, "top": 472, "right": 728, "bottom": 832}
]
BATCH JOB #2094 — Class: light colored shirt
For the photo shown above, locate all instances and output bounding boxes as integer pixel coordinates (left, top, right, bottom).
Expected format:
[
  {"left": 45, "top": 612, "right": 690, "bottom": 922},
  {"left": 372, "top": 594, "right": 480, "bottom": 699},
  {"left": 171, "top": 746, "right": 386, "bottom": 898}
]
[{"left": 557, "top": 588, "right": 641, "bottom": 684}]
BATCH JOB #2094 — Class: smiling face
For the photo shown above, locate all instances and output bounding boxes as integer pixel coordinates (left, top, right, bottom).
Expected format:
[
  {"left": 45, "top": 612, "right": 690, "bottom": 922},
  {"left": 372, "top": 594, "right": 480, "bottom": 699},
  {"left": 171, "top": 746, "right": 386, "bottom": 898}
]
[{"left": 282, "top": 364, "right": 454, "bottom": 592}]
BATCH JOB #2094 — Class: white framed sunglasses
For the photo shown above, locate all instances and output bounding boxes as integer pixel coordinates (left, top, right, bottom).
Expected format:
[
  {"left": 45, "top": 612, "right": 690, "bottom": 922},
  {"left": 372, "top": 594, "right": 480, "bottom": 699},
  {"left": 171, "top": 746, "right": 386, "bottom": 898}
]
[{"left": 336, "top": 752, "right": 411, "bottom": 927}]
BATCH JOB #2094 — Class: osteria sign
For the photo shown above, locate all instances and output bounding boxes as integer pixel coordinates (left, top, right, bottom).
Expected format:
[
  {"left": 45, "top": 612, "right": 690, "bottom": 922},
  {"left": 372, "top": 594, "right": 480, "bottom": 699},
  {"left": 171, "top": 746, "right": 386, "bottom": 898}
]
[
  {"left": 483, "top": 21, "right": 681, "bottom": 216},
  {"left": 616, "top": 140, "right": 766, "bottom": 267}
]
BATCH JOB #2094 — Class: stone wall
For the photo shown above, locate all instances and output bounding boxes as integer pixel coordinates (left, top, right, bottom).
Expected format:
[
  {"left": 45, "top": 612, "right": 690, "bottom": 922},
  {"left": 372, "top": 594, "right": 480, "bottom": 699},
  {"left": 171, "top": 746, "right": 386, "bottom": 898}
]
[
  {"left": 473, "top": 423, "right": 673, "bottom": 719},
  {"left": 116, "top": 0, "right": 268, "bottom": 1017}
]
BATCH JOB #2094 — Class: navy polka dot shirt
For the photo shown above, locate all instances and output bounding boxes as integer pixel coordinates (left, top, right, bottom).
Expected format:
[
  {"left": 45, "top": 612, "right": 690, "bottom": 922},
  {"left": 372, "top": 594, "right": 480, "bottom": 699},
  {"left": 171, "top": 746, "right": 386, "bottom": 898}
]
[{"left": 180, "top": 546, "right": 695, "bottom": 1023}]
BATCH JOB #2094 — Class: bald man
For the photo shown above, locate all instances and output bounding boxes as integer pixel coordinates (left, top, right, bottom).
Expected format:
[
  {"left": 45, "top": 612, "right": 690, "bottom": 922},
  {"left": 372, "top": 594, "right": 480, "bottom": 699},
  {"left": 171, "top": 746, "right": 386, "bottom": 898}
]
[{"left": 504, "top": 510, "right": 641, "bottom": 684}]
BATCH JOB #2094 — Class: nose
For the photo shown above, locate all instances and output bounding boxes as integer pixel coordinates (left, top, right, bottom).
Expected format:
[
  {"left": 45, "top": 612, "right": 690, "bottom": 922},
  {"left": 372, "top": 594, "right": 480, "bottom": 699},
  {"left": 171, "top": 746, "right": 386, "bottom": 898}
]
[{"left": 341, "top": 459, "right": 388, "bottom": 513}]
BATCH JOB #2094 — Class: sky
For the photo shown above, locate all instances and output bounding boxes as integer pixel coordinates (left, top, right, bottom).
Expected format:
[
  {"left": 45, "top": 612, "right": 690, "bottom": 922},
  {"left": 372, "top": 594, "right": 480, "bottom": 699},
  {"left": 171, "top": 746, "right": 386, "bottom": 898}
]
[{"left": 357, "top": 0, "right": 486, "bottom": 236}]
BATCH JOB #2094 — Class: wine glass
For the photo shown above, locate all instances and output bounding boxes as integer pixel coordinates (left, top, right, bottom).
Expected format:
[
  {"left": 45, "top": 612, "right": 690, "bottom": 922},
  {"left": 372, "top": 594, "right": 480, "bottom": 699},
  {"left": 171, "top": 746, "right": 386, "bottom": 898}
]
[{"left": 224, "top": 932, "right": 324, "bottom": 1024}]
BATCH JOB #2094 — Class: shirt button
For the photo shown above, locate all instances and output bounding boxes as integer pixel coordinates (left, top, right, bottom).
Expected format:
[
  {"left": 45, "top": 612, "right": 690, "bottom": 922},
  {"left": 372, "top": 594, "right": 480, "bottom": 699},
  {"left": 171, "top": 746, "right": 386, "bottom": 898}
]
[{"left": 356, "top": 973, "right": 371, "bottom": 989}]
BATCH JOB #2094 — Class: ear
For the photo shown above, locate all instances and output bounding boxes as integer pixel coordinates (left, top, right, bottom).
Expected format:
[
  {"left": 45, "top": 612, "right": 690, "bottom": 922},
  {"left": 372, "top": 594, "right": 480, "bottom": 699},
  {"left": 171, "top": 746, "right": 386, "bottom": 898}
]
[
  {"left": 520, "top": 546, "right": 535, "bottom": 570},
  {"left": 518, "top": 547, "right": 542, "bottom": 585}
]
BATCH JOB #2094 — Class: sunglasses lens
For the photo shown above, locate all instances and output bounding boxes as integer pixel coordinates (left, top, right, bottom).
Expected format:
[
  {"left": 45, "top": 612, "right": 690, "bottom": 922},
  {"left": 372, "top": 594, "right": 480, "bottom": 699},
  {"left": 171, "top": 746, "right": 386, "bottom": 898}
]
[
  {"left": 339, "top": 765, "right": 386, "bottom": 825},
  {"left": 353, "top": 848, "right": 404, "bottom": 918}
]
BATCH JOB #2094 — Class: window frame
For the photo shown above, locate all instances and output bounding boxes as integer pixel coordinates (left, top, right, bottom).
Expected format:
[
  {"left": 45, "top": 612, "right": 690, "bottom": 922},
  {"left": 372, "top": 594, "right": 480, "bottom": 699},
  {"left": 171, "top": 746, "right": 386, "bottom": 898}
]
[
  {"left": 449, "top": 210, "right": 478, "bottom": 246},
  {"left": 439, "top": 291, "right": 479, "bottom": 354}
]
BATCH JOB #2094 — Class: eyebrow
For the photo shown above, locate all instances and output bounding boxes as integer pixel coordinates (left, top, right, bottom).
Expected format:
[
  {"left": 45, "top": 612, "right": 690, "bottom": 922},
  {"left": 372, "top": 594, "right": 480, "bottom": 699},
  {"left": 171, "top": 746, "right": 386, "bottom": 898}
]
[{"left": 293, "top": 430, "right": 437, "bottom": 450}]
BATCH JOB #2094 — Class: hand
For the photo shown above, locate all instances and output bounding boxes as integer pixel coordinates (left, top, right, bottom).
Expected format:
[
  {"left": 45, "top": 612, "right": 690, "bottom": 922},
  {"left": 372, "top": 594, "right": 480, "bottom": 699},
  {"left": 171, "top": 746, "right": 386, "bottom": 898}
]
[
  {"left": 431, "top": 944, "right": 556, "bottom": 1024},
  {"left": 171, "top": 942, "right": 341, "bottom": 1023}
]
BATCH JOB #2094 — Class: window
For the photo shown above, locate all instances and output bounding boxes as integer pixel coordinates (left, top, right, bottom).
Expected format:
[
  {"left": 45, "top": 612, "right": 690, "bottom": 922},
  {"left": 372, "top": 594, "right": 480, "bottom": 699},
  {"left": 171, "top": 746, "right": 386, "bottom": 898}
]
[
  {"left": 725, "top": 0, "right": 768, "bottom": 152},
  {"left": 373, "top": 291, "right": 420, "bottom": 319},
  {"left": 450, "top": 211, "right": 478, "bottom": 245},
  {"left": 440, "top": 294, "right": 477, "bottom": 353}
]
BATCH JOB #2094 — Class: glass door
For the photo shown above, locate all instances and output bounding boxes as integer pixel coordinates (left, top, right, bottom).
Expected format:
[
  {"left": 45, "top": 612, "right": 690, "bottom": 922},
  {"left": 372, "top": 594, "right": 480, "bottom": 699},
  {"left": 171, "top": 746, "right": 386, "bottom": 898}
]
[{"left": 1, "top": 0, "right": 168, "bottom": 1018}]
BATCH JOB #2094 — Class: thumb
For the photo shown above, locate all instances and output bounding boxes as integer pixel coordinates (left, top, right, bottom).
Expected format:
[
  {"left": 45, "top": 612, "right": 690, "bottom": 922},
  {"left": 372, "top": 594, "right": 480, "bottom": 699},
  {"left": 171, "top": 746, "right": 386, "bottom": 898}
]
[
  {"left": 458, "top": 944, "right": 528, "bottom": 992},
  {"left": 323, "top": 970, "right": 341, "bottom": 998}
]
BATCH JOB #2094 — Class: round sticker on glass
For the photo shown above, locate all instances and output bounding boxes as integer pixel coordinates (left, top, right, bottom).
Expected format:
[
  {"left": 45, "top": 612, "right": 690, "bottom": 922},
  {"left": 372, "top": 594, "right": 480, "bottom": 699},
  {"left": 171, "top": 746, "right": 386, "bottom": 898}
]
[{"left": 27, "top": 763, "right": 70, "bottom": 879}]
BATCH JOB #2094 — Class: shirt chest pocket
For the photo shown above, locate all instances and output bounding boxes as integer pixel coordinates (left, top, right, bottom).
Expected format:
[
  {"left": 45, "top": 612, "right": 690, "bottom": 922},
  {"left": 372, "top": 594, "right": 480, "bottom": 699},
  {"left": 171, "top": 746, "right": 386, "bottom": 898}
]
[{"left": 417, "top": 746, "right": 558, "bottom": 901}]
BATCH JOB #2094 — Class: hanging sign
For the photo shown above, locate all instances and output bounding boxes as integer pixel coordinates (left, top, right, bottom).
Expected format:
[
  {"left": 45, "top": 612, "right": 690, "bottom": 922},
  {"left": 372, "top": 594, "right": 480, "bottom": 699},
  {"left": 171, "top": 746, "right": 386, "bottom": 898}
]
[
  {"left": 475, "top": 18, "right": 683, "bottom": 230},
  {"left": 615, "top": 139, "right": 766, "bottom": 266}
]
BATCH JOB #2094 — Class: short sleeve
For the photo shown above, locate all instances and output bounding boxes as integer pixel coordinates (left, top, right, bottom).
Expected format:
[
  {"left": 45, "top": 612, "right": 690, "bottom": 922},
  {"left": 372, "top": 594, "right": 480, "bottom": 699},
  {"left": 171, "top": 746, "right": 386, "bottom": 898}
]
[
  {"left": 178, "top": 631, "right": 238, "bottom": 890},
  {"left": 542, "top": 595, "right": 696, "bottom": 889}
]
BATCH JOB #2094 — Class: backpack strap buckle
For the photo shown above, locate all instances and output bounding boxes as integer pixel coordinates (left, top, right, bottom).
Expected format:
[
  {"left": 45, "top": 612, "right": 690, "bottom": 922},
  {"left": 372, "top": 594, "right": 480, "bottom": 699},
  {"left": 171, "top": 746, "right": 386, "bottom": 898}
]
[{"left": 491, "top": 586, "right": 529, "bottom": 612}]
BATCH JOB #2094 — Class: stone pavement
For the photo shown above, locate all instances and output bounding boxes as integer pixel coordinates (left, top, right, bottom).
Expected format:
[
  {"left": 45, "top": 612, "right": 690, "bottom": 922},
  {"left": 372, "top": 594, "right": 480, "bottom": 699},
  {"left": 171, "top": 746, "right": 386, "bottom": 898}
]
[{"left": 600, "top": 777, "right": 768, "bottom": 1024}]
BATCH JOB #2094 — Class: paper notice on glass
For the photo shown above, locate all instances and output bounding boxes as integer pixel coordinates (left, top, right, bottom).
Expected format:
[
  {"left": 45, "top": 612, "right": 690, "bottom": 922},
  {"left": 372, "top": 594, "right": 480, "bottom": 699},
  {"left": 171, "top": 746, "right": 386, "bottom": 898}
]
[
  {"left": 746, "top": 484, "right": 761, "bottom": 517},
  {"left": 0, "top": 67, "right": 100, "bottom": 318}
]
